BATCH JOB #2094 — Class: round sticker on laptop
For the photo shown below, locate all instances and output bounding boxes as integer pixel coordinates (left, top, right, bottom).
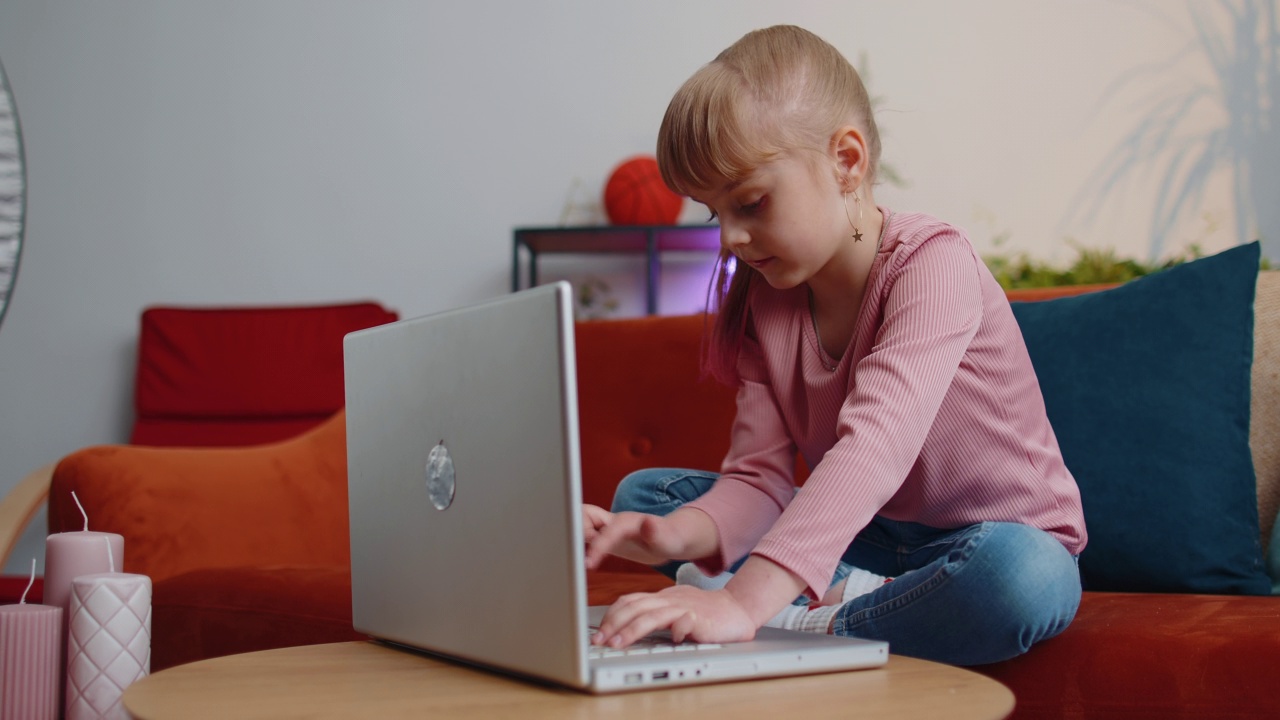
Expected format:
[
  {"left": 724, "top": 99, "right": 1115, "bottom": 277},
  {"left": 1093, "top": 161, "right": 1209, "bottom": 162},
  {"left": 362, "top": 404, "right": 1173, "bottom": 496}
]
[{"left": 425, "top": 441, "right": 455, "bottom": 511}]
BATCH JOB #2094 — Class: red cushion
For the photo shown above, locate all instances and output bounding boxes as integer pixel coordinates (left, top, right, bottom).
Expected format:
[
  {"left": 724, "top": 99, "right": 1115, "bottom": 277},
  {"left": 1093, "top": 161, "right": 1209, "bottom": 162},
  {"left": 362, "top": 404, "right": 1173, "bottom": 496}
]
[
  {"left": 132, "top": 302, "right": 397, "bottom": 446},
  {"left": 575, "top": 314, "right": 734, "bottom": 573},
  {"left": 152, "top": 565, "right": 673, "bottom": 671},
  {"left": 153, "top": 566, "right": 362, "bottom": 671},
  {"left": 0, "top": 576, "right": 42, "bottom": 605},
  {"left": 974, "top": 591, "right": 1280, "bottom": 719}
]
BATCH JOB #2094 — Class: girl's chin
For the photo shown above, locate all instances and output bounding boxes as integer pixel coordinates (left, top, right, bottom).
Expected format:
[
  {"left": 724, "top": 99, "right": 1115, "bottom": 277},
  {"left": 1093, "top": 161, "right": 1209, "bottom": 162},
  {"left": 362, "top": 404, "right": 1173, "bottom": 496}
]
[
  {"left": 745, "top": 261, "right": 809, "bottom": 289},
  {"left": 758, "top": 271, "right": 805, "bottom": 291}
]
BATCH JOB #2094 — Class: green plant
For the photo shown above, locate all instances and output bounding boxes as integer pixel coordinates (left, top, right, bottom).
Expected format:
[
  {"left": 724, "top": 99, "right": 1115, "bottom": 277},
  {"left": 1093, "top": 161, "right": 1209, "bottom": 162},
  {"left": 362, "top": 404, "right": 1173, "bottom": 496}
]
[{"left": 982, "top": 242, "right": 1209, "bottom": 289}]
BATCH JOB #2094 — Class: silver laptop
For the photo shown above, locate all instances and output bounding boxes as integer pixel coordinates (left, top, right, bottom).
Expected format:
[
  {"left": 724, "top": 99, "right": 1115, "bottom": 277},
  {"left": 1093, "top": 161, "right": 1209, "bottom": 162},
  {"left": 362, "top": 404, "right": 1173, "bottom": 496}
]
[{"left": 343, "top": 282, "right": 888, "bottom": 693}]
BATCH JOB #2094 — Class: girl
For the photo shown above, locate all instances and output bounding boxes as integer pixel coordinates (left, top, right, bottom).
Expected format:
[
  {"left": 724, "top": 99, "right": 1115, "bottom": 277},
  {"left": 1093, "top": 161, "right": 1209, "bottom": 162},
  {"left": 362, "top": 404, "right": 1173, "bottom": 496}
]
[{"left": 584, "top": 25, "right": 1086, "bottom": 667}]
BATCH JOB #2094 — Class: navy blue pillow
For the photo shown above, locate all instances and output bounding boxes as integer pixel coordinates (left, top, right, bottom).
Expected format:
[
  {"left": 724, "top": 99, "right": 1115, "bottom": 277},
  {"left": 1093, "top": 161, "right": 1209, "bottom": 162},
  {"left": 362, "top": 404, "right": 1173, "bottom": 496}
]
[{"left": 1012, "top": 242, "right": 1270, "bottom": 595}]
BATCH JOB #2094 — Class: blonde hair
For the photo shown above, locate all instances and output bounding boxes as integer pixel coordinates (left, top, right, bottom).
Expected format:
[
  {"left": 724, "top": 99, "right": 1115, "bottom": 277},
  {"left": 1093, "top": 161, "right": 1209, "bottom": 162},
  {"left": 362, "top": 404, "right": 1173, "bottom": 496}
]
[{"left": 656, "top": 25, "right": 882, "bottom": 384}]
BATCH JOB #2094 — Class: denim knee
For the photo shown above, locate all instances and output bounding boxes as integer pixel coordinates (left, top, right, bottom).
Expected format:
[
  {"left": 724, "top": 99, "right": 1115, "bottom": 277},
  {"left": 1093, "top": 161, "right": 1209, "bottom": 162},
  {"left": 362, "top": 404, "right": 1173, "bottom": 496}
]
[
  {"left": 961, "top": 523, "right": 1081, "bottom": 663},
  {"left": 610, "top": 468, "right": 717, "bottom": 516},
  {"left": 831, "top": 522, "right": 1081, "bottom": 666}
]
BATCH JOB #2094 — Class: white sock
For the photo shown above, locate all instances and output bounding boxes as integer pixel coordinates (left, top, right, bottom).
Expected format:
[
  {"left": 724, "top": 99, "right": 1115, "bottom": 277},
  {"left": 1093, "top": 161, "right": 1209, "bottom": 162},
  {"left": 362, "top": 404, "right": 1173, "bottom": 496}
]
[
  {"left": 838, "top": 567, "right": 891, "bottom": 602},
  {"left": 675, "top": 563, "right": 733, "bottom": 591},
  {"left": 766, "top": 566, "right": 890, "bottom": 634}
]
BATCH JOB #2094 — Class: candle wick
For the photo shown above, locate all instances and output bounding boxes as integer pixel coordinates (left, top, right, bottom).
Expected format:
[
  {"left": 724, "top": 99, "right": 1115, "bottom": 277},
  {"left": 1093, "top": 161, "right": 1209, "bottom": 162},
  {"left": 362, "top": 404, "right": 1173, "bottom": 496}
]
[
  {"left": 19, "top": 558, "right": 35, "bottom": 604},
  {"left": 72, "top": 490, "right": 89, "bottom": 532},
  {"left": 105, "top": 536, "right": 115, "bottom": 574}
]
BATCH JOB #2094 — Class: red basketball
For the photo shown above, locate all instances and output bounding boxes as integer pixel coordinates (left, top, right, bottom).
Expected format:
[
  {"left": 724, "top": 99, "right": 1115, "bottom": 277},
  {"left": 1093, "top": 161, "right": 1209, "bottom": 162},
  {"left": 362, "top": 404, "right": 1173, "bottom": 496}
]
[{"left": 603, "top": 156, "right": 684, "bottom": 226}]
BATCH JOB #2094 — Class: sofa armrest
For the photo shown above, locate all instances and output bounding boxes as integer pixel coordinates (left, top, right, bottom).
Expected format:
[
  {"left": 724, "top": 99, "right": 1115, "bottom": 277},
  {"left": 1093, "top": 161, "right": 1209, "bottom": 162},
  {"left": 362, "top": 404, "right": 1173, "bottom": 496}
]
[
  {"left": 0, "top": 463, "right": 54, "bottom": 570},
  {"left": 48, "top": 411, "right": 350, "bottom": 583}
]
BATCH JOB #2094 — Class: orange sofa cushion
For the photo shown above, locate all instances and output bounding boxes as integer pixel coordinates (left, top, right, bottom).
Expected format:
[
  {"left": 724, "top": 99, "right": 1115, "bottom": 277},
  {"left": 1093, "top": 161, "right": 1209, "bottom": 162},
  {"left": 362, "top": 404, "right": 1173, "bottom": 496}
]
[
  {"left": 974, "top": 592, "right": 1280, "bottom": 719},
  {"left": 51, "top": 413, "right": 351, "bottom": 583}
]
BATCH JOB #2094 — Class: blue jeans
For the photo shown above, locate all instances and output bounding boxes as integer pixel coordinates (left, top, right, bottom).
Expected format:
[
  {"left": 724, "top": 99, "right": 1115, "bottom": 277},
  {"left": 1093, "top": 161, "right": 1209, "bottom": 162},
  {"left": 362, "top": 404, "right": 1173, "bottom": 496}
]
[{"left": 611, "top": 468, "right": 1082, "bottom": 666}]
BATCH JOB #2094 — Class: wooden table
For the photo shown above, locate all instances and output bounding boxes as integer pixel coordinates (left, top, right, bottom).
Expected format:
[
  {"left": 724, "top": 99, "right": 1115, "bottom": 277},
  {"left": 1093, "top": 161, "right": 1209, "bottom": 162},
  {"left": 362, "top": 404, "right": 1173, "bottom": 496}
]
[{"left": 123, "top": 641, "right": 1015, "bottom": 719}]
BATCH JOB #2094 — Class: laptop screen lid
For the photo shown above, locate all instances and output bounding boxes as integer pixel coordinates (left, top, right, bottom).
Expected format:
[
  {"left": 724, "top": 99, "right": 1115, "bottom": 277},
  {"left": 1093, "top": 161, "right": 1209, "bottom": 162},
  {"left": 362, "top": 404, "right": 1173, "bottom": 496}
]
[{"left": 344, "top": 282, "right": 590, "bottom": 688}]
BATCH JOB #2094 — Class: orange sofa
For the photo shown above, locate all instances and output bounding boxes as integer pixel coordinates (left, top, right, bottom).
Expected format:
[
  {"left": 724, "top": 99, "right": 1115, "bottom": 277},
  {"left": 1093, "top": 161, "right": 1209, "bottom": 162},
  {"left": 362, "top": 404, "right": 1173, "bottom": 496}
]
[{"left": 26, "top": 274, "right": 1280, "bottom": 719}]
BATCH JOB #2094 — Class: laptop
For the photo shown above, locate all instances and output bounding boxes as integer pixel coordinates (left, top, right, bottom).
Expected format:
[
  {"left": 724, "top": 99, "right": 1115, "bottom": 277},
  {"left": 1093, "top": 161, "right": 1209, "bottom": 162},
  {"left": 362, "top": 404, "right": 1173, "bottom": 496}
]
[{"left": 343, "top": 282, "right": 888, "bottom": 693}]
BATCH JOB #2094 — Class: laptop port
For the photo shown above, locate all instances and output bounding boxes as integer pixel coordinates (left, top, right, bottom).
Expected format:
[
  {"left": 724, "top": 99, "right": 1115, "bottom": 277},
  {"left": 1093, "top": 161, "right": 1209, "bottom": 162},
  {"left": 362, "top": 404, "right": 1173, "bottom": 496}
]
[
  {"left": 624, "top": 672, "right": 643, "bottom": 685},
  {"left": 652, "top": 670, "right": 670, "bottom": 681}
]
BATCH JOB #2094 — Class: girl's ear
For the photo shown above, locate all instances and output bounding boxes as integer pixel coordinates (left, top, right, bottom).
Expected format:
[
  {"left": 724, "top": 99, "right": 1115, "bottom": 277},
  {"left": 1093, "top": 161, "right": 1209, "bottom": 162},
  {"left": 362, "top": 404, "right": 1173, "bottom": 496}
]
[{"left": 831, "top": 126, "right": 869, "bottom": 192}]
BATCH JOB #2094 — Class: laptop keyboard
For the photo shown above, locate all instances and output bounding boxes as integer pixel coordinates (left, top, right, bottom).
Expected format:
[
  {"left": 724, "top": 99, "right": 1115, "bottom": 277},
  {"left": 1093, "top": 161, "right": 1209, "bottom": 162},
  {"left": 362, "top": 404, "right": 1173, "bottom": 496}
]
[{"left": 587, "top": 627, "right": 723, "bottom": 659}]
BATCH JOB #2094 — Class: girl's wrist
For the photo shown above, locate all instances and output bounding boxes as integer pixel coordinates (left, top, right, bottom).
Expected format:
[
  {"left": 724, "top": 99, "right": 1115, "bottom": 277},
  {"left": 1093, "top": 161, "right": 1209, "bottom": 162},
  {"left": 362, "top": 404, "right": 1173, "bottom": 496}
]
[
  {"left": 666, "top": 506, "right": 721, "bottom": 560},
  {"left": 724, "top": 556, "right": 809, "bottom": 627}
]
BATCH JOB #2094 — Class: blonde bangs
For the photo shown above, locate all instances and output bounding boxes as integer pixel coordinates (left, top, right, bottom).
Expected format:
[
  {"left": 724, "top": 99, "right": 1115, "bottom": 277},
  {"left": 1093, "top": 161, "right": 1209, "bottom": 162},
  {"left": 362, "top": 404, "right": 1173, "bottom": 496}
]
[{"left": 657, "top": 63, "right": 779, "bottom": 198}]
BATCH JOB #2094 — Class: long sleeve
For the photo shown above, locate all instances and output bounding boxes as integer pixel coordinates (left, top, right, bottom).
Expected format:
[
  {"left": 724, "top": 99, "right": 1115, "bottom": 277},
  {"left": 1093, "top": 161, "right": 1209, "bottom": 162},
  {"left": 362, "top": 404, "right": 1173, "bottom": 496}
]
[
  {"left": 683, "top": 330, "right": 800, "bottom": 574},
  {"left": 752, "top": 231, "right": 983, "bottom": 598}
]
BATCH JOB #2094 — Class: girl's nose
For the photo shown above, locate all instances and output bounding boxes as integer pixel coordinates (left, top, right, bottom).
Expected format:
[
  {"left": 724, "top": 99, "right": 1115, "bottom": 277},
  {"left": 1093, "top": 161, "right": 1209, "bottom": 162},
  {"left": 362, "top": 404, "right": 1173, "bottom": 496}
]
[{"left": 720, "top": 222, "right": 748, "bottom": 253}]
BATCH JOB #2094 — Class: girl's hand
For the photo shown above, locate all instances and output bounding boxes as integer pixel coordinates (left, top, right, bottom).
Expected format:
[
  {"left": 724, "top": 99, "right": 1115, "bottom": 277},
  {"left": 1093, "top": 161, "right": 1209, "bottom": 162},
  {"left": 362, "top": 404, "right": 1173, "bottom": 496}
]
[
  {"left": 583, "top": 507, "right": 719, "bottom": 570},
  {"left": 591, "top": 586, "right": 757, "bottom": 648},
  {"left": 582, "top": 504, "right": 614, "bottom": 546}
]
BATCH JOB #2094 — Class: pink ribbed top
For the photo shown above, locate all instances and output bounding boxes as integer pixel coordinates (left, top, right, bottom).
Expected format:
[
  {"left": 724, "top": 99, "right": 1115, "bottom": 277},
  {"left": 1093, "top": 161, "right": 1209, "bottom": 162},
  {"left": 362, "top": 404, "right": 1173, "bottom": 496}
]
[{"left": 686, "top": 211, "right": 1087, "bottom": 599}]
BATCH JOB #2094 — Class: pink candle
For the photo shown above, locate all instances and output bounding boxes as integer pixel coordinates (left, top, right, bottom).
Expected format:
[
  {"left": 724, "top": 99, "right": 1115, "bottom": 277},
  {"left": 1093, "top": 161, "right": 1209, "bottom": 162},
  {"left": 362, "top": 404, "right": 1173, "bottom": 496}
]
[
  {"left": 43, "top": 493, "right": 124, "bottom": 716},
  {"left": 0, "top": 562, "right": 61, "bottom": 720},
  {"left": 44, "top": 530, "right": 124, "bottom": 616},
  {"left": 65, "top": 572, "right": 151, "bottom": 720}
]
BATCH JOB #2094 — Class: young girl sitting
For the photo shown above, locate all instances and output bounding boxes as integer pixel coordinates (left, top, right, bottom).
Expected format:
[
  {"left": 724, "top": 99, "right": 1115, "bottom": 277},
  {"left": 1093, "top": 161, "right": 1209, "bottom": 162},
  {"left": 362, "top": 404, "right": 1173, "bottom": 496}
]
[{"left": 583, "top": 24, "right": 1086, "bottom": 667}]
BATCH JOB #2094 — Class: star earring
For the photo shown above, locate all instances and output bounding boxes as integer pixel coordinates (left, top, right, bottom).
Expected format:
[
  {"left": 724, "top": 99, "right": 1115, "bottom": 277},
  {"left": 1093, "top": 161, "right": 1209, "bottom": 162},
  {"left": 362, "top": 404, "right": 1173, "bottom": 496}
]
[{"left": 844, "top": 192, "right": 864, "bottom": 242}]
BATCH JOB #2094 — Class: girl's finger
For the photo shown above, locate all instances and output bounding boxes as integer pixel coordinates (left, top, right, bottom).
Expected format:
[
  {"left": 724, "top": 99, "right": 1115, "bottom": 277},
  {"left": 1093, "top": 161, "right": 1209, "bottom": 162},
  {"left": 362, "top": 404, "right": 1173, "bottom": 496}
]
[
  {"left": 605, "top": 604, "right": 690, "bottom": 649},
  {"left": 584, "top": 517, "right": 629, "bottom": 569},
  {"left": 594, "top": 592, "right": 664, "bottom": 638},
  {"left": 594, "top": 592, "right": 680, "bottom": 645},
  {"left": 670, "top": 609, "right": 699, "bottom": 644}
]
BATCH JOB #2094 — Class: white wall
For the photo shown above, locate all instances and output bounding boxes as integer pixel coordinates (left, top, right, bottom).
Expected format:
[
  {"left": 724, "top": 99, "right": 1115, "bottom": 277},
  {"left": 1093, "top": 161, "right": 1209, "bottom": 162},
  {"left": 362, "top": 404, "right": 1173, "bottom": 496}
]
[{"left": 0, "top": 0, "right": 1261, "bottom": 572}]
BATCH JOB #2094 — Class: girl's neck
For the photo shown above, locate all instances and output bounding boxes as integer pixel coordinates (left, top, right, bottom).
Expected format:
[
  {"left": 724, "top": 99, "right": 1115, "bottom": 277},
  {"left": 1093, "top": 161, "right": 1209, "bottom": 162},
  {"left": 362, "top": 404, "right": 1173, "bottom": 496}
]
[{"left": 807, "top": 200, "right": 885, "bottom": 316}]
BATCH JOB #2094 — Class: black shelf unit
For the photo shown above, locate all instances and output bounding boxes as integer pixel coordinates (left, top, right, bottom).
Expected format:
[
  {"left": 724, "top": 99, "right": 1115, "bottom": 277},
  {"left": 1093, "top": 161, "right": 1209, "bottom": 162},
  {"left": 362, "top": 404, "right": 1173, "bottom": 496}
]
[{"left": 512, "top": 225, "right": 721, "bottom": 315}]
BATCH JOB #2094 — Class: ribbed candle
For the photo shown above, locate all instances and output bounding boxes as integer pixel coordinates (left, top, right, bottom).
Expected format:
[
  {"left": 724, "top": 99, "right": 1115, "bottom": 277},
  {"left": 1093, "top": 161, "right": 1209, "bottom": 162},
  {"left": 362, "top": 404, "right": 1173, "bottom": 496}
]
[
  {"left": 65, "top": 572, "right": 151, "bottom": 720},
  {"left": 0, "top": 603, "right": 62, "bottom": 720}
]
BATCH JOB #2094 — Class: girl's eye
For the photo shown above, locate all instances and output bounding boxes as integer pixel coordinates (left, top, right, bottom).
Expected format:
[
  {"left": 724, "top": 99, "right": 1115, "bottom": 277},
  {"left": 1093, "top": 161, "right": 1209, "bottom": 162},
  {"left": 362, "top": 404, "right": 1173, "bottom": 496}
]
[{"left": 703, "top": 195, "right": 762, "bottom": 222}]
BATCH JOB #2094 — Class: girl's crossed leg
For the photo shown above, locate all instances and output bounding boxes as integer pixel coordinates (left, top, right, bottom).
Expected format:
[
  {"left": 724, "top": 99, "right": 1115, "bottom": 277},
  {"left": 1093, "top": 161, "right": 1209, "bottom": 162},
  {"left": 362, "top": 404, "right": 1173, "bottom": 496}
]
[{"left": 610, "top": 468, "right": 1081, "bottom": 666}]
